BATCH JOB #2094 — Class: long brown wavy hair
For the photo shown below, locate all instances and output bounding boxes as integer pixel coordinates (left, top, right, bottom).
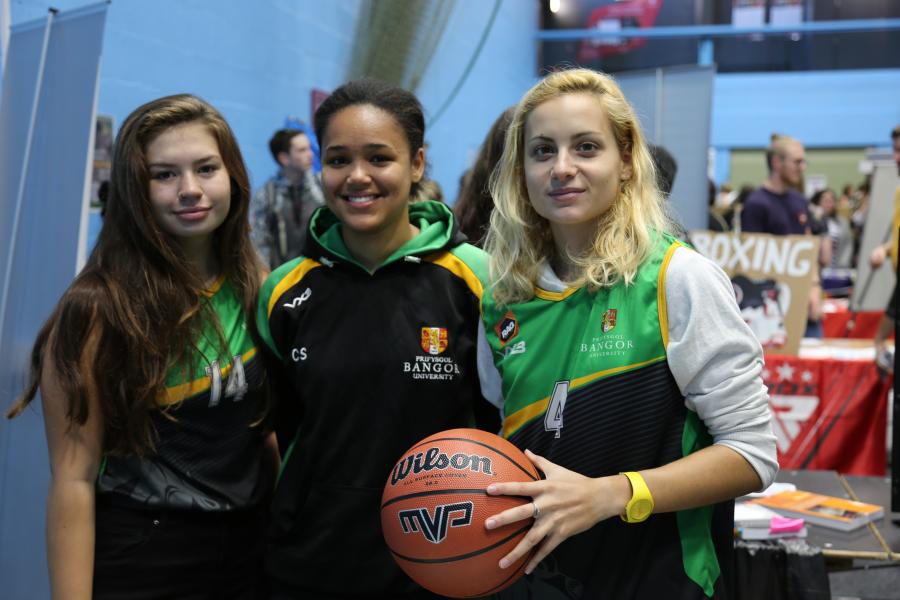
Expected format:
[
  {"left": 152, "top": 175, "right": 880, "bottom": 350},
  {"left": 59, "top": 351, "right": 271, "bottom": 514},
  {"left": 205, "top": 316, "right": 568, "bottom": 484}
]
[{"left": 7, "top": 94, "right": 262, "bottom": 455}]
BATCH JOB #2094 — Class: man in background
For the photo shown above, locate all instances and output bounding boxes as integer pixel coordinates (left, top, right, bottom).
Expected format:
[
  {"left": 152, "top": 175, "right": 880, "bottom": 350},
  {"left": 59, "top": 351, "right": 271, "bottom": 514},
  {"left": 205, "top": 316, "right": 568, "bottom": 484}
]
[
  {"left": 742, "top": 134, "right": 810, "bottom": 235},
  {"left": 250, "top": 128, "right": 324, "bottom": 269},
  {"left": 742, "top": 134, "right": 823, "bottom": 337}
]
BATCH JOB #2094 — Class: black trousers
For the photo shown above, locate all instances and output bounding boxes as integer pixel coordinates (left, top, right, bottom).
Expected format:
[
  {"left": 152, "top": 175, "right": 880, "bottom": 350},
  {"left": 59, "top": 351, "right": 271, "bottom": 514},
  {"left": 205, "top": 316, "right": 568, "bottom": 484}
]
[{"left": 93, "top": 500, "right": 266, "bottom": 599}]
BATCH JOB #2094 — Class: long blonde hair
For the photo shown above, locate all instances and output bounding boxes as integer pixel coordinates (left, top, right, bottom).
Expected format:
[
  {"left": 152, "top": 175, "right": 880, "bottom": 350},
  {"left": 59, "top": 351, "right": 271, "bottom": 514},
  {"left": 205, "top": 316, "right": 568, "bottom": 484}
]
[{"left": 485, "top": 68, "right": 671, "bottom": 305}]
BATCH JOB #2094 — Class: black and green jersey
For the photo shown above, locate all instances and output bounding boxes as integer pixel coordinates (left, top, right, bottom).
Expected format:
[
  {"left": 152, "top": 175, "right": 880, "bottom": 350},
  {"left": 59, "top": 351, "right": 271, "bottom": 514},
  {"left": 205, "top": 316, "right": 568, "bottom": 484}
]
[
  {"left": 481, "top": 238, "right": 733, "bottom": 599},
  {"left": 257, "top": 201, "right": 501, "bottom": 598},
  {"left": 97, "top": 278, "right": 270, "bottom": 511}
]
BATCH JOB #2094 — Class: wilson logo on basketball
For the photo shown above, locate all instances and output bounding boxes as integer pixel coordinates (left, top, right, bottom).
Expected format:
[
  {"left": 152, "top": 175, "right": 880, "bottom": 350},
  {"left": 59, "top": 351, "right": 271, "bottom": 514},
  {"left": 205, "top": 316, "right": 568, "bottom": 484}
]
[
  {"left": 420, "top": 327, "right": 448, "bottom": 355},
  {"left": 494, "top": 310, "right": 518, "bottom": 347},
  {"left": 398, "top": 501, "right": 474, "bottom": 543},
  {"left": 390, "top": 446, "right": 494, "bottom": 486}
]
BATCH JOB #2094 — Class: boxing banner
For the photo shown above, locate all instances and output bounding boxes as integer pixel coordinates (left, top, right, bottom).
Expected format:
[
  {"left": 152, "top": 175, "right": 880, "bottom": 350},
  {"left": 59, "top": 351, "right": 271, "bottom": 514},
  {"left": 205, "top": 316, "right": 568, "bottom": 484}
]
[
  {"left": 765, "top": 355, "right": 890, "bottom": 476},
  {"left": 691, "top": 231, "right": 820, "bottom": 356}
]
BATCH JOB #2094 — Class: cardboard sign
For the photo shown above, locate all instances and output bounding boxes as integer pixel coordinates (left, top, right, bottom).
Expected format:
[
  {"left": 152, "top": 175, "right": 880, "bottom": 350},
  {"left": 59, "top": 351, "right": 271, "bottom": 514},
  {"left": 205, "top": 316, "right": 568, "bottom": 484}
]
[{"left": 691, "top": 231, "right": 821, "bottom": 355}]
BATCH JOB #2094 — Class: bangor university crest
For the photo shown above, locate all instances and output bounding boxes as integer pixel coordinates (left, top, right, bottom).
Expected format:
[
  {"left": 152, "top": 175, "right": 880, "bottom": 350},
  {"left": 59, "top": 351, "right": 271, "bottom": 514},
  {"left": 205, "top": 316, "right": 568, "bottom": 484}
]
[
  {"left": 601, "top": 309, "right": 617, "bottom": 334},
  {"left": 421, "top": 327, "right": 449, "bottom": 355}
]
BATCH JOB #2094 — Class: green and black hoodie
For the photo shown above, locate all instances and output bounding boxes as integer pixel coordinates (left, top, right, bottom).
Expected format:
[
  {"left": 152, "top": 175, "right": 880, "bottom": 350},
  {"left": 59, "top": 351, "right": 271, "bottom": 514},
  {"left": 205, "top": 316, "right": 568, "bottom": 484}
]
[{"left": 257, "top": 201, "right": 502, "bottom": 599}]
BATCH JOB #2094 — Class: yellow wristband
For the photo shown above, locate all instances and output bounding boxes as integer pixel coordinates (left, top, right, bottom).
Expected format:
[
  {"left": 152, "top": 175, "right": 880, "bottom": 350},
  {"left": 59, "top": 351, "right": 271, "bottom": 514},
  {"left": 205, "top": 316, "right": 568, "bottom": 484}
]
[{"left": 620, "top": 471, "right": 654, "bottom": 523}]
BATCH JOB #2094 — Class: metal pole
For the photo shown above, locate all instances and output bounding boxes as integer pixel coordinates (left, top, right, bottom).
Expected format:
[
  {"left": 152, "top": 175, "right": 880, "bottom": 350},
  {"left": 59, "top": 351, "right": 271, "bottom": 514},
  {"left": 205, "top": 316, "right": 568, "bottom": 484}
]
[
  {"left": 0, "top": 9, "right": 56, "bottom": 349},
  {"left": 653, "top": 68, "right": 663, "bottom": 143},
  {"left": 0, "top": 0, "right": 10, "bottom": 79}
]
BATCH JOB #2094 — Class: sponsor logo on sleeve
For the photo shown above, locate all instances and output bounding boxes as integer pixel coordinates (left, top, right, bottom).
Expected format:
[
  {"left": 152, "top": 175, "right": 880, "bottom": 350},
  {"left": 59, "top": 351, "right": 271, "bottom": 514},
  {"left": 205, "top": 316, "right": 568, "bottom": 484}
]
[
  {"left": 494, "top": 310, "right": 519, "bottom": 348},
  {"left": 283, "top": 287, "right": 312, "bottom": 309}
]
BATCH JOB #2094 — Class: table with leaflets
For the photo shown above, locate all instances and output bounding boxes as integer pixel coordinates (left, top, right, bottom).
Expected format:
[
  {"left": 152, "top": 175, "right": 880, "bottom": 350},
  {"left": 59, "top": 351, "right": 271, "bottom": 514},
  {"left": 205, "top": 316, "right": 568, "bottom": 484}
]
[
  {"left": 734, "top": 470, "right": 899, "bottom": 600},
  {"left": 733, "top": 338, "right": 895, "bottom": 599}
]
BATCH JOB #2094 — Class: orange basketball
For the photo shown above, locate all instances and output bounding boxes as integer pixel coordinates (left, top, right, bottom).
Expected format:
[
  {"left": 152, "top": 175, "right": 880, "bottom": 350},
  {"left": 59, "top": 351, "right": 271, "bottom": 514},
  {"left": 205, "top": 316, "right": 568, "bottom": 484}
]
[{"left": 381, "top": 428, "right": 540, "bottom": 598}]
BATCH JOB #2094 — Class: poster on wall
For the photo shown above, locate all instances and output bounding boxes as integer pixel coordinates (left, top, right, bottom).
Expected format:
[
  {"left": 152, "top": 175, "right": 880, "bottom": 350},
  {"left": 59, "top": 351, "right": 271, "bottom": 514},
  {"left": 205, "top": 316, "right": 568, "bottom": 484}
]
[
  {"left": 91, "top": 115, "right": 113, "bottom": 210},
  {"left": 577, "top": 0, "right": 663, "bottom": 62},
  {"left": 541, "top": 0, "right": 697, "bottom": 74},
  {"left": 691, "top": 231, "right": 820, "bottom": 356},
  {"left": 731, "top": 0, "right": 765, "bottom": 27},
  {"left": 770, "top": 0, "right": 803, "bottom": 26}
]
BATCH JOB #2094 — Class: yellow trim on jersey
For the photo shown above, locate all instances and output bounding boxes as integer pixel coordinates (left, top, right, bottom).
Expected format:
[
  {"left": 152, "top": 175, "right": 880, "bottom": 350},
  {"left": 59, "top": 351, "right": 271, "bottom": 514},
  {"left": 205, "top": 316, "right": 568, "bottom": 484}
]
[
  {"left": 502, "top": 355, "right": 667, "bottom": 438},
  {"left": 427, "top": 252, "right": 484, "bottom": 301},
  {"left": 533, "top": 286, "right": 580, "bottom": 302},
  {"left": 657, "top": 242, "right": 681, "bottom": 349},
  {"left": 204, "top": 275, "right": 226, "bottom": 297},
  {"left": 160, "top": 346, "right": 257, "bottom": 406},
  {"left": 268, "top": 258, "right": 323, "bottom": 318}
]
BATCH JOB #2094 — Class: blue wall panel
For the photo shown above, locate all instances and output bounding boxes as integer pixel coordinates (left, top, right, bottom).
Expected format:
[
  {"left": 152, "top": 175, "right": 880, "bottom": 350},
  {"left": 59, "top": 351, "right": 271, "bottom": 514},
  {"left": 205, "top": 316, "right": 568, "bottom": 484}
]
[
  {"left": 11, "top": 0, "right": 537, "bottom": 203},
  {"left": 1, "top": 7, "right": 107, "bottom": 598},
  {"left": 712, "top": 68, "right": 900, "bottom": 150},
  {"left": 417, "top": 0, "right": 538, "bottom": 203}
]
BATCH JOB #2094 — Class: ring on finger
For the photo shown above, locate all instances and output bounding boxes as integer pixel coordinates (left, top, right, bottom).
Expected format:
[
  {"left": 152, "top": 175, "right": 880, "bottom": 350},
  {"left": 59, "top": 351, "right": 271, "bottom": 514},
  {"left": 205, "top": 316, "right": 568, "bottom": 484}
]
[{"left": 532, "top": 501, "right": 541, "bottom": 520}]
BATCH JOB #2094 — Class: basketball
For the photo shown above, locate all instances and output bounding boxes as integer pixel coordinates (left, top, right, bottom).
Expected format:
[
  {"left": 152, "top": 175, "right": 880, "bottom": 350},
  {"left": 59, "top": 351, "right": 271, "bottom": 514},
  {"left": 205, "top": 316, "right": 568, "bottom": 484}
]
[{"left": 381, "top": 428, "right": 540, "bottom": 598}]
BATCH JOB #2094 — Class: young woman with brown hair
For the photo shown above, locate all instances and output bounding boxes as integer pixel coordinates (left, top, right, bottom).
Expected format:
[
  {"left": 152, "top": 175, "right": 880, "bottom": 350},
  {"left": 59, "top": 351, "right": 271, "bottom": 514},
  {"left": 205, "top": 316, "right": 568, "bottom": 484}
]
[{"left": 8, "top": 94, "right": 276, "bottom": 599}]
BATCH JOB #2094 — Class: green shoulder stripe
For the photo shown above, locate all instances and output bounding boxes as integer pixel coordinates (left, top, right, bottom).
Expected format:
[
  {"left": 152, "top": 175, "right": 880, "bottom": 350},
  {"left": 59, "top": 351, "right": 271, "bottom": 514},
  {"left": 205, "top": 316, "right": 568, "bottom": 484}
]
[{"left": 257, "top": 256, "right": 319, "bottom": 360}]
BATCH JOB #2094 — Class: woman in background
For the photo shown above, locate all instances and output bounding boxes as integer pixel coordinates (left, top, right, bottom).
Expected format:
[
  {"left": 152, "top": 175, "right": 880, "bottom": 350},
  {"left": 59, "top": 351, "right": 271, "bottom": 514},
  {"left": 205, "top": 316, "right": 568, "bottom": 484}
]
[
  {"left": 811, "top": 187, "right": 852, "bottom": 268},
  {"left": 454, "top": 106, "right": 514, "bottom": 247}
]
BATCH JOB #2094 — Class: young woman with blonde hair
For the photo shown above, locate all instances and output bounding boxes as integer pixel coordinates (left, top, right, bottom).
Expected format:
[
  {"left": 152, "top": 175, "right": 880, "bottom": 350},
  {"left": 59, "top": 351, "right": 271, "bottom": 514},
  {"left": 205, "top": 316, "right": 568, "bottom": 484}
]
[
  {"left": 8, "top": 94, "right": 276, "bottom": 599},
  {"left": 480, "top": 68, "right": 777, "bottom": 599}
]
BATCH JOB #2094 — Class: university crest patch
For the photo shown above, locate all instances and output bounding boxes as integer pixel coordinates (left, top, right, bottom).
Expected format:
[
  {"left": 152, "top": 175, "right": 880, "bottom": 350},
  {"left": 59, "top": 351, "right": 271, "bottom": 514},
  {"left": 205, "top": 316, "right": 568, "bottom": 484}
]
[
  {"left": 421, "top": 327, "right": 448, "bottom": 355},
  {"left": 601, "top": 309, "right": 617, "bottom": 334}
]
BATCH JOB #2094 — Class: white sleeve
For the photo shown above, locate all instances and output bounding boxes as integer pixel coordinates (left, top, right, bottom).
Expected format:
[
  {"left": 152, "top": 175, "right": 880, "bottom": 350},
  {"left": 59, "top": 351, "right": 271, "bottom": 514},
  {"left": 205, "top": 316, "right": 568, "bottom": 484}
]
[
  {"left": 665, "top": 246, "right": 778, "bottom": 490},
  {"left": 476, "top": 319, "right": 504, "bottom": 411}
]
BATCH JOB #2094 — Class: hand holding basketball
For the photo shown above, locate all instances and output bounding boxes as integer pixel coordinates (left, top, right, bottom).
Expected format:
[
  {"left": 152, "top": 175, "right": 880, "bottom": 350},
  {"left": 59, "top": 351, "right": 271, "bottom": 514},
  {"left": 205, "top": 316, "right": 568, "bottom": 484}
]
[
  {"left": 381, "top": 429, "right": 540, "bottom": 598},
  {"left": 485, "top": 449, "right": 630, "bottom": 575}
]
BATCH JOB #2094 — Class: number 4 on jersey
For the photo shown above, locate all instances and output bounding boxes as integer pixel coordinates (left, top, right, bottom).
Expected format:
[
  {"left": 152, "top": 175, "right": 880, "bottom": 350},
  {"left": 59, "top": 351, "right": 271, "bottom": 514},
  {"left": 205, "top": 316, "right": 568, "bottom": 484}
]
[{"left": 544, "top": 380, "right": 570, "bottom": 439}]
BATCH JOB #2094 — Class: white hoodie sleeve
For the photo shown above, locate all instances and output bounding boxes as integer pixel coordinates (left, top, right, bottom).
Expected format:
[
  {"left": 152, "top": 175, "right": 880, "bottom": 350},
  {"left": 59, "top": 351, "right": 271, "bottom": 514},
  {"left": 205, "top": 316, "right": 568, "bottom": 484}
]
[{"left": 664, "top": 246, "right": 778, "bottom": 489}]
